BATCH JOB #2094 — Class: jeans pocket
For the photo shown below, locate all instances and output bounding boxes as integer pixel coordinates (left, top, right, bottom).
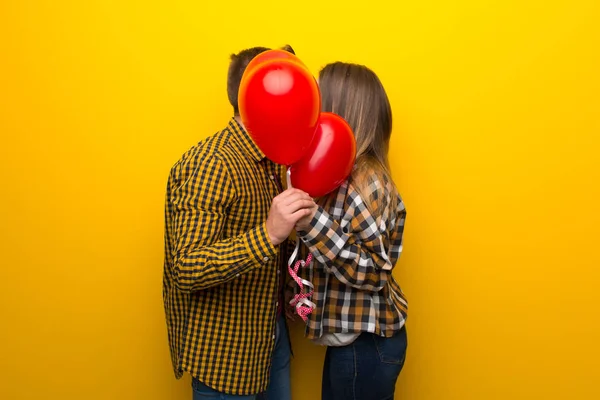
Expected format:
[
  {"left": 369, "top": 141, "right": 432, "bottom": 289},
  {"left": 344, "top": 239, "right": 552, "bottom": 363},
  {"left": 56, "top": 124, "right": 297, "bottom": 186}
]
[
  {"left": 192, "top": 378, "right": 219, "bottom": 398},
  {"left": 372, "top": 328, "right": 407, "bottom": 365}
]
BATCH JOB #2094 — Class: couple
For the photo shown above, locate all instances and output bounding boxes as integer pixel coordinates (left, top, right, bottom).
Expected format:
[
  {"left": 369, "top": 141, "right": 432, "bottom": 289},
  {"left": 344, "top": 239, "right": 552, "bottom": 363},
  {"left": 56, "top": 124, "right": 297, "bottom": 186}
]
[{"left": 162, "top": 44, "right": 408, "bottom": 400}]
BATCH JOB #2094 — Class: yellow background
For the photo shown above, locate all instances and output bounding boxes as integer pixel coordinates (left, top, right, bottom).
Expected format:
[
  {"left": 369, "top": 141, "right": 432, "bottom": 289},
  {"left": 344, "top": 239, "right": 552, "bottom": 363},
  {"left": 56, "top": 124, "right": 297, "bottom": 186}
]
[{"left": 1, "top": 0, "right": 599, "bottom": 399}]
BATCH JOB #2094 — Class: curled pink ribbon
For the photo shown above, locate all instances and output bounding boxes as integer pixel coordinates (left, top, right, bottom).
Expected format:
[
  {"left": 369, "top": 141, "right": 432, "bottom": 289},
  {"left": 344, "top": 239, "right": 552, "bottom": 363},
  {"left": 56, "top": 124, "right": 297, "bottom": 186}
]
[
  {"left": 286, "top": 167, "right": 316, "bottom": 322},
  {"left": 288, "top": 251, "right": 314, "bottom": 322}
]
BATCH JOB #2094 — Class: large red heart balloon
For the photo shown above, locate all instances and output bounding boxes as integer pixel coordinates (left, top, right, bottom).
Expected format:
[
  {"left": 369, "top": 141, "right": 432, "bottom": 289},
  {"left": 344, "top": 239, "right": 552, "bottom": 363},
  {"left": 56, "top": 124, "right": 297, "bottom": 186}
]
[
  {"left": 244, "top": 49, "right": 306, "bottom": 78},
  {"left": 239, "top": 59, "right": 320, "bottom": 165},
  {"left": 290, "top": 112, "right": 356, "bottom": 198}
]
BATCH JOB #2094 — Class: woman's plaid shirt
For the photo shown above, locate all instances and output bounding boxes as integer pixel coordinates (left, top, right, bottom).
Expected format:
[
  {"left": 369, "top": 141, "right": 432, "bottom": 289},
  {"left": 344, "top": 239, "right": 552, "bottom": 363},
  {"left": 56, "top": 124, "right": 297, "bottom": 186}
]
[{"left": 296, "top": 173, "right": 408, "bottom": 340}]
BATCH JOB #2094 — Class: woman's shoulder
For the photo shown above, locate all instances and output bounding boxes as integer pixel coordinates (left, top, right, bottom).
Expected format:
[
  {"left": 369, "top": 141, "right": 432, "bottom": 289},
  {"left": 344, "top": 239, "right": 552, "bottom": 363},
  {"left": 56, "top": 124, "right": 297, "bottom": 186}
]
[
  {"left": 347, "top": 169, "right": 404, "bottom": 226},
  {"left": 351, "top": 168, "right": 402, "bottom": 201}
]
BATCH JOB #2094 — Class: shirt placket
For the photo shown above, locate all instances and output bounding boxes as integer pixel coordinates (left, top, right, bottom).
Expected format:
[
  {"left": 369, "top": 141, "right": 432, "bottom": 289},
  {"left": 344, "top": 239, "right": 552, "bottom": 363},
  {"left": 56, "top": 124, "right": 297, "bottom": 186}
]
[{"left": 260, "top": 159, "right": 286, "bottom": 339}]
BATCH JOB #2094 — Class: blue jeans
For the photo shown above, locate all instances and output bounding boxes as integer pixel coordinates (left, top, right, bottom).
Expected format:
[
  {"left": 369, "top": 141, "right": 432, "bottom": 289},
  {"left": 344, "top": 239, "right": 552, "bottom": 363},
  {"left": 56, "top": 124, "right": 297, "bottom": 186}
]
[
  {"left": 257, "top": 315, "right": 292, "bottom": 400},
  {"left": 322, "top": 327, "right": 407, "bottom": 400},
  {"left": 192, "top": 315, "right": 291, "bottom": 400}
]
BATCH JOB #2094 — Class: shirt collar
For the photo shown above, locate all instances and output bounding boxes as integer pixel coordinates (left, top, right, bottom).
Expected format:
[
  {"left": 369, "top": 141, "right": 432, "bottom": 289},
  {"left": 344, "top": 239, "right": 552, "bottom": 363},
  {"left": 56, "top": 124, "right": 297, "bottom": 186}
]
[{"left": 229, "top": 117, "right": 265, "bottom": 162}]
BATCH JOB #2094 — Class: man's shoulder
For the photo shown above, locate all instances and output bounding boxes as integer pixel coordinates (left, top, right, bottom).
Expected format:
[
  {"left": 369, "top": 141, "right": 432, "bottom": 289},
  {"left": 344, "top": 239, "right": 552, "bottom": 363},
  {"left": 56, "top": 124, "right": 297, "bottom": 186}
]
[
  {"left": 174, "top": 125, "right": 236, "bottom": 166},
  {"left": 167, "top": 124, "right": 237, "bottom": 184}
]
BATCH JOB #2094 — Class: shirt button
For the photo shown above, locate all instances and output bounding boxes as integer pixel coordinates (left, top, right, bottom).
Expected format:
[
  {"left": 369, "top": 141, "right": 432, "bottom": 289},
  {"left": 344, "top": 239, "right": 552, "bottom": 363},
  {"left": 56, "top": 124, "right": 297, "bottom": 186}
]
[
  {"left": 273, "top": 335, "right": 276, "bottom": 340},
  {"left": 277, "top": 269, "right": 281, "bottom": 274},
  {"left": 276, "top": 302, "right": 279, "bottom": 307},
  {"left": 263, "top": 256, "right": 270, "bottom": 262},
  {"left": 269, "top": 175, "right": 275, "bottom": 180}
]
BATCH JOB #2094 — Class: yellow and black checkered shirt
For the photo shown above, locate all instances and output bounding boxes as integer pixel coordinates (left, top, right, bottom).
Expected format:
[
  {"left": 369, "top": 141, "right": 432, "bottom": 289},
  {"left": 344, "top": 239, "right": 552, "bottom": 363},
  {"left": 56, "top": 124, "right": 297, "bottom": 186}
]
[{"left": 162, "top": 118, "right": 287, "bottom": 395}]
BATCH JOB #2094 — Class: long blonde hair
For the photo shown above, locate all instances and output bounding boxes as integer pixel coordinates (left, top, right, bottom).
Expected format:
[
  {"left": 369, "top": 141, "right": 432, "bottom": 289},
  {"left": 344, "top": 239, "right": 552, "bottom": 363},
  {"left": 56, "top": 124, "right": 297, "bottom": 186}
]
[{"left": 318, "top": 62, "right": 395, "bottom": 219}]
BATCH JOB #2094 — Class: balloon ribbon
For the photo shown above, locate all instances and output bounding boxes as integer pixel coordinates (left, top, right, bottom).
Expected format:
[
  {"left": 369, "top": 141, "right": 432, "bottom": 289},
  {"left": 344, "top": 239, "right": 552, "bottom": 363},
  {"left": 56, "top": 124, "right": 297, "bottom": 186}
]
[{"left": 286, "top": 167, "right": 316, "bottom": 322}]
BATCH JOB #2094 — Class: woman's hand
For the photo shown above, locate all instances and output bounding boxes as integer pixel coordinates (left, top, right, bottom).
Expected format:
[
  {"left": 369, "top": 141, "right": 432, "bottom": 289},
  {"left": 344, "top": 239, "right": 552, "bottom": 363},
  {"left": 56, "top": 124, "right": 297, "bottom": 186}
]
[{"left": 294, "top": 203, "right": 318, "bottom": 233}]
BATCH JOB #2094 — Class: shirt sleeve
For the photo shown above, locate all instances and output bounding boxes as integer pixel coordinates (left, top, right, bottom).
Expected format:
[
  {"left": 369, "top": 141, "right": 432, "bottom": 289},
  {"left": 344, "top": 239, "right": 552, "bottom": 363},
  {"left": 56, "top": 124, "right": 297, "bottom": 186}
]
[
  {"left": 297, "top": 180, "right": 406, "bottom": 292},
  {"left": 166, "top": 153, "right": 277, "bottom": 293}
]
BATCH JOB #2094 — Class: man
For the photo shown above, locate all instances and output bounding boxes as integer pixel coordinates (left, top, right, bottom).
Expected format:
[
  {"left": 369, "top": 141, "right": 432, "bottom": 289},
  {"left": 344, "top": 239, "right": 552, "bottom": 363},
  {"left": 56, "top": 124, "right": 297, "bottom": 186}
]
[{"left": 163, "top": 44, "right": 313, "bottom": 400}]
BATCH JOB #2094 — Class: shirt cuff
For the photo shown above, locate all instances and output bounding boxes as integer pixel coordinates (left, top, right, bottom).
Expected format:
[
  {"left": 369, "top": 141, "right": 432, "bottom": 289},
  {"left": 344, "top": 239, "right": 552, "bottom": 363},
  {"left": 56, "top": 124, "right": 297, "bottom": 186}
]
[
  {"left": 244, "top": 222, "right": 278, "bottom": 266},
  {"left": 297, "top": 207, "right": 347, "bottom": 263}
]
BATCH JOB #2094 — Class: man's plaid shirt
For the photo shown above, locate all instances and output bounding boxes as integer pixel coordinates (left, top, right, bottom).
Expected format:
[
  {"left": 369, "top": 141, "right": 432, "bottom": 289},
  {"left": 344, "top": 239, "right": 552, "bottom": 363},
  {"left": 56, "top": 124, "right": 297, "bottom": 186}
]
[
  {"left": 163, "top": 118, "right": 287, "bottom": 395},
  {"left": 296, "top": 173, "right": 408, "bottom": 340}
]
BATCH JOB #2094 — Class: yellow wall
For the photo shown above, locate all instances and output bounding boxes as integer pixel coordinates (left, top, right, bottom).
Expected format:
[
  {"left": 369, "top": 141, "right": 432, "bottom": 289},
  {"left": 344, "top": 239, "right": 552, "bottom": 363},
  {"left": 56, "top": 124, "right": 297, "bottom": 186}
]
[{"left": 1, "top": 1, "right": 599, "bottom": 399}]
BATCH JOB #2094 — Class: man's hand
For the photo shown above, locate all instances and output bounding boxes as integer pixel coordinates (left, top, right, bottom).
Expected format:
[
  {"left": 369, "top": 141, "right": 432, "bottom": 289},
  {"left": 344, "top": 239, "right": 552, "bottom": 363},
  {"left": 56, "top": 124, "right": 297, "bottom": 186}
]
[
  {"left": 295, "top": 202, "right": 318, "bottom": 233},
  {"left": 266, "top": 189, "right": 315, "bottom": 246}
]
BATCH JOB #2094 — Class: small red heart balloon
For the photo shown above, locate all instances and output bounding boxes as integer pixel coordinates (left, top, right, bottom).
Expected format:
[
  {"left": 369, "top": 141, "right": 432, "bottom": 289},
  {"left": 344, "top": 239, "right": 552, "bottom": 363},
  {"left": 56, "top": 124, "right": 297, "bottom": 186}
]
[
  {"left": 239, "top": 59, "right": 321, "bottom": 165},
  {"left": 290, "top": 112, "right": 356, "bottom": 198}
]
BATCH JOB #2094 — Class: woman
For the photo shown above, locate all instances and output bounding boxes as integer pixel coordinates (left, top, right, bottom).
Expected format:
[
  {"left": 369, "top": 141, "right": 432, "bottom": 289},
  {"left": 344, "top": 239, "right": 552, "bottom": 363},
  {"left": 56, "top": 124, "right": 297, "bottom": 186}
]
[{"left": 293, "top": 62, "right": 408, "bottom": 400}]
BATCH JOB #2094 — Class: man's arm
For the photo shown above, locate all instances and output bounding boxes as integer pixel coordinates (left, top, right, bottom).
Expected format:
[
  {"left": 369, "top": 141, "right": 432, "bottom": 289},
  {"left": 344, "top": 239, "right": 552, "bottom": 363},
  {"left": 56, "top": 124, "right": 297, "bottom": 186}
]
[{"left": 167, "top": 154, "right": 276, "bottom": 293}]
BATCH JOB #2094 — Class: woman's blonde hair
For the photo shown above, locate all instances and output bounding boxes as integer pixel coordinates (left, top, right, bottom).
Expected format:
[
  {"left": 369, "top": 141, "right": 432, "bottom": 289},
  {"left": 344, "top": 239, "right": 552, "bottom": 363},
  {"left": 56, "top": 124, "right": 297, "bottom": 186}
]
[{"left": 318, "top": 62, "right": 395, "bottom": 219}]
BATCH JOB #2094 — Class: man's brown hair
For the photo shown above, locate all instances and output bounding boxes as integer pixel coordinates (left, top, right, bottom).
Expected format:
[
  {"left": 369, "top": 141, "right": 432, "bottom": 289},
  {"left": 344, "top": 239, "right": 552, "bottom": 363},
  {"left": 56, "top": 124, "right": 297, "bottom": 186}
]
[{"left": 227, "top": 44, "right": 295, "bottom": 115}]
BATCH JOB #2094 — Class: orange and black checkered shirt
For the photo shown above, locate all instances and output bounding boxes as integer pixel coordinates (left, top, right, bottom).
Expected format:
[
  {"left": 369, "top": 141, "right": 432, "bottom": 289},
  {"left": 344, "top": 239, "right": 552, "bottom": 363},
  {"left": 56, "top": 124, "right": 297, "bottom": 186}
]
[
  {"left": 162, "top": 118, "right": 287, "bottom": 395},
  {"left": 296, "top": 173, "right": 408, "bottom": 340}
]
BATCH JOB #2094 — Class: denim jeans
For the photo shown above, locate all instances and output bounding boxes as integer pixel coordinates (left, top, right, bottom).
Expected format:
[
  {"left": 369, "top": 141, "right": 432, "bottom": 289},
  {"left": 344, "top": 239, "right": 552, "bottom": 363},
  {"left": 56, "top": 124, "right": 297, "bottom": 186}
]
[
  {"left": 257, "top": 315, "right": 292, "bottom": 400},
  {"left": 322, "top": 326, "right": 407, "bottom": 400},
  {"left": 192, "top": 379, "right": 256, "bottom": 400},
  {"left": 192, "top": 315, "right": 291, "bottom": 400}
]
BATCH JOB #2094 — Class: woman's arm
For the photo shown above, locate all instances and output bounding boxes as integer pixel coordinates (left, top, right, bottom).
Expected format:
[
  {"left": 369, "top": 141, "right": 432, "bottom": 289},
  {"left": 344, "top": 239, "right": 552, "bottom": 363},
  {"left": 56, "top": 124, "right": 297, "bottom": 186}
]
[{"left": 297, "top": 181, "right": 406, "bottom": 292}]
